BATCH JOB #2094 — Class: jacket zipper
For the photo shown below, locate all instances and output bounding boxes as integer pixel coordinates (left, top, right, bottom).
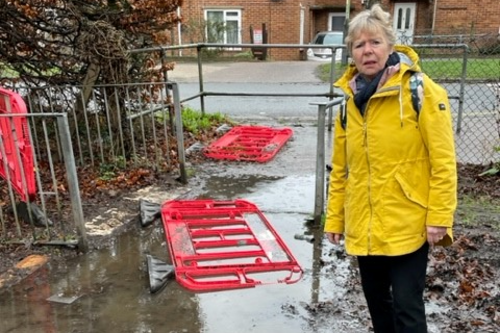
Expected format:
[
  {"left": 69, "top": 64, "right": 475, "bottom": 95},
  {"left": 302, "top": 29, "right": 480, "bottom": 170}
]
[{"left": 363, "top": 112, "right": 373, "bottom": 254}]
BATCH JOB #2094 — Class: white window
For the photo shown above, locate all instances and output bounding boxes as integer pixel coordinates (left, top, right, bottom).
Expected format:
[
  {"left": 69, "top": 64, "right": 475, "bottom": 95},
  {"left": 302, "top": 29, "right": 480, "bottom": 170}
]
[
  {"left": 328, "top": 13, "right": 346, "bottom": 32},
  {"left": 205, "top": 9, "right": 241, "bottom": 47}
]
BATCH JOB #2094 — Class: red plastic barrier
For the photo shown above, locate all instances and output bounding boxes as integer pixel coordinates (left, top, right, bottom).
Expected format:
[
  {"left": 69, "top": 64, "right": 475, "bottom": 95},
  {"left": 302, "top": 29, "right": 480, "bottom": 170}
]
[
  {"left": 160, "top": 199, "right": 303, "bottom": 292},
  {"left": 0, "top": 88, "right": 36, "bottom": 201},
  {"left": 203, "top": 125, "right": 293, "bottom": 163}
]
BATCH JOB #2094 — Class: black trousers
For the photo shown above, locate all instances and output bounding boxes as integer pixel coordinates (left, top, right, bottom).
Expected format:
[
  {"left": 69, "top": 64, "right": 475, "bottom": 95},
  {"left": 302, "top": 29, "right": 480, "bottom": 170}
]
[{"left": 357, "top": 243, "right": 429, "bottom": 333}]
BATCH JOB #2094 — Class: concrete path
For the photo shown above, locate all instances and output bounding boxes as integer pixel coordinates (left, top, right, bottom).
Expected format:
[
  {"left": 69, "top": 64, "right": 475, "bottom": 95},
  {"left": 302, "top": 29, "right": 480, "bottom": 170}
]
[{"left": 168, "top": 60, "right": 326, "bottom": 83}]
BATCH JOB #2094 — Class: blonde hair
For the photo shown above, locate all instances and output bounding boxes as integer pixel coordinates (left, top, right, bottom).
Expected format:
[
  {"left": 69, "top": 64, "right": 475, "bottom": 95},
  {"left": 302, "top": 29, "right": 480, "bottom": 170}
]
[{"left": 345, "top": 4, "right": 396, "bottom": 53}]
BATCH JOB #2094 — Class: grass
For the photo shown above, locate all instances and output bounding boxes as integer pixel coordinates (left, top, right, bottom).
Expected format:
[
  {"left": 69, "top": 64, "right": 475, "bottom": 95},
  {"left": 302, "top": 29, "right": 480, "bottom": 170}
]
[
  {"left": 155, "top": 106, "right": 232, "bottom": 135},
  {"left": 166, "top": 51, "right": 256, "bottom": 63},
  {"left": 456, "top": 194, "right": 500, "bottom": 229},
  {"left": 316, "top": 63, "right": 348, "bottom": 82},
  {"left": 317, "top": 58, "right": 500, "bottom": 82},
  {"left": 420, "top": 58, "right": 500, "bottom": 80},
  {"left": 181, "top": 106, "right": 232, "bottom": 135}
]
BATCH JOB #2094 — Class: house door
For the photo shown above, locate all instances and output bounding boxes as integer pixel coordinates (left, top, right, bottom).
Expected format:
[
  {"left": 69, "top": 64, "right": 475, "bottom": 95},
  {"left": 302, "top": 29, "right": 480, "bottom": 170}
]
[{"left": 393, "top": 3, "right": 416, "bottom": 44}]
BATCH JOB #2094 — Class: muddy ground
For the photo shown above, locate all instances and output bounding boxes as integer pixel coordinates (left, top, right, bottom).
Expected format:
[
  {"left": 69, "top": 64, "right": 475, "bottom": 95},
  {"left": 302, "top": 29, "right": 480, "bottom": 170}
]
[{"left": 0, "top": 162, "right": 499, "bottom": 332}]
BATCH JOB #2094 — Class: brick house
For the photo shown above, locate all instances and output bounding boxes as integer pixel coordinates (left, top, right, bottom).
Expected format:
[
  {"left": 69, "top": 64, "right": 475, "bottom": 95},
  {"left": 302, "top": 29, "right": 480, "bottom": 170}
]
[
  {"left": 431, "top": 0, "right": 499, "bottom": 36},
  {"left": 175, "top": 0, "right": 500, "bottom": 60}
]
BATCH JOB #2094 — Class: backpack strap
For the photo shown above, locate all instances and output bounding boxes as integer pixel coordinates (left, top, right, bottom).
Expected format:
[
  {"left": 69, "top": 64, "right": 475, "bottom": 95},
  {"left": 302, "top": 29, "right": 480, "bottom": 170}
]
[
  {"left": 339, "top": 99, "right": 348, "bottom": 130},
  {"left": 409, "top": 72, "right": 424, "bottom": 117},
  {"left": 340, "top": 72, "right": 424, "bottom": 130}
]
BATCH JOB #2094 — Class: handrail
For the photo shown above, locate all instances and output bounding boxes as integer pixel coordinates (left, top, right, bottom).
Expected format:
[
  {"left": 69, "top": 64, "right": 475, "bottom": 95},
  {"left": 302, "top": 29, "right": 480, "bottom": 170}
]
[
  {"left": 130, "top": 42, "right": 345, "bottom": 115},
  {"left": 310, "top": 97, "right": 345, "bottom": 224}
]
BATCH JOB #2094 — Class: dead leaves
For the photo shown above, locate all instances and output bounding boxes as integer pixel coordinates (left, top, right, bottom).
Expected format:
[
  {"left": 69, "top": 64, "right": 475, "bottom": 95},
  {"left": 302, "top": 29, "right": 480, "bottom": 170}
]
[
  {"left": 428, "top": 232, "right": 500, "bottom": 330},
  {"left": 458, "top": 163, "right": 500, "bottom": 199}
]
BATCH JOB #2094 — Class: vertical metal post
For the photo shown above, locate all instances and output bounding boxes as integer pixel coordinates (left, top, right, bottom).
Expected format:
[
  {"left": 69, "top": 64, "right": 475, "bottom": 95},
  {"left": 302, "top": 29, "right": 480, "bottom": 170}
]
[
  {"left": 8, "top": 114, "right": 38, "bottom": 237},
  {"left": 197, "top": 45, "right": 206, "bottom": 116},
  {"left": 113, "top": 86, "right": 127, "bottom": 163},
  {"left": 177, "top": 7, "right": 183, "bottom": 56},
  {"left": 314, "top": 104, "right": 327, "bottom": 224},
  {"left": 456, "top": 45, "right": 468, "bottom": 134},
  {"left": 0, "top": 114, "right": 22, "bottom": 236},
  {"left": 170, "top": 82, "right": 188, "bottom": 184},
  {"left": 160, "top": 48, "right": 176, "bottom": 139},
  {"left": 57, "top": 114, "right": 88, "bottom": 252},
  {"left": 341, "top": 0, "right": 351, "bottom": 65},
  {"left": 327, "top": 53, "right": 337, "bottom": 132}
]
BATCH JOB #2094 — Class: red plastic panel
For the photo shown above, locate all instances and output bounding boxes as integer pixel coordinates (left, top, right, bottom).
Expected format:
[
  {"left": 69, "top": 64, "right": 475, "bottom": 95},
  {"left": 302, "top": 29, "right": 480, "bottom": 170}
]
[
  {"left": 203, "top": 125, "right": 293, "bottom": 163},
  {"left": 0, "top": 88, "right": 36, "bottom": 201},
  {"left": 160, "top": 199, "right": 303, "bottom": 292}
]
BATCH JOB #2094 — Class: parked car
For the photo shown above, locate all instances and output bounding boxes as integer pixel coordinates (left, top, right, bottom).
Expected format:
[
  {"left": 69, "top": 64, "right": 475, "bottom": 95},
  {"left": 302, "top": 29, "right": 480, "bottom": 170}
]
[{"left": 307, "top": 31, "right": 344, "bottom": 61}]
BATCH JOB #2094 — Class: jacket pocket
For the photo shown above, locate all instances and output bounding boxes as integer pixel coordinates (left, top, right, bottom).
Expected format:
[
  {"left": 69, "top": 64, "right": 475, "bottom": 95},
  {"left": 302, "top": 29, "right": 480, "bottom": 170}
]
[
  {"left": 395, "top": 173, "right": 428, "bottom": 208},
  {"left": 379, "top": 172, "right": 428, "bottom": 237}
]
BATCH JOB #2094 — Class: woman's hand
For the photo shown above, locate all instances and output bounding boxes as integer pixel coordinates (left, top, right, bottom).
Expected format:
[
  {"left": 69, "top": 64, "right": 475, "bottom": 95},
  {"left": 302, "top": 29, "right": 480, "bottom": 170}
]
[
  {"left": 426, "top": 226, "right": 447, "bottom": 245},
  {"left": 325, "top": 232, "right": 343, "bottom": 245}
]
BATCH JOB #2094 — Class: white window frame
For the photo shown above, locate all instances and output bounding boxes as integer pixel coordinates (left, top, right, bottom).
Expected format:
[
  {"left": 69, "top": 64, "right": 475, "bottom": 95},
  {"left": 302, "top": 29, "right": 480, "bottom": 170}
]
[
  {"left": 328, "top": 13, "right": 346, "bottom": 32},
  {"left": 204, "top": 9, "right": 242, "bottom": 50}
]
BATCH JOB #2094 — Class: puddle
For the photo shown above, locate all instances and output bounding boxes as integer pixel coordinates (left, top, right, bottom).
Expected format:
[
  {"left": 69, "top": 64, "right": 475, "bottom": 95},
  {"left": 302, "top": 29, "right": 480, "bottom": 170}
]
[{"left": 195, "top": 174, "right": 317, "bottom": 214}]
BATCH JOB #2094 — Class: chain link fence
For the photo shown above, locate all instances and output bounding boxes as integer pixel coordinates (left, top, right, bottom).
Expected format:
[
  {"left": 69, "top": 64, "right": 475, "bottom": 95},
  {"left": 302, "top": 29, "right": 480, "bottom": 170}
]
[
  {"left": 410, "top": 37, "right": 499, "bottom": 164},
  {"left": 413, "top": 29, "right": 500, "bottom": 56}
]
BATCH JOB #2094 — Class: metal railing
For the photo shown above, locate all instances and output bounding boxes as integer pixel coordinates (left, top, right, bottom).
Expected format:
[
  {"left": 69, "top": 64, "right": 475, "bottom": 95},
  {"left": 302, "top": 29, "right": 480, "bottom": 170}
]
[
  {"left": 0, "top": 111, "right": 87, "bottom": 250},
  {"left": 311, "top": 98, "right": 345, "bottom": 223},
  {"left": 130, "top": 43, "right": 346, "bottom": 113},
  {"left": 128, "top": 42, "right": 500, "bottom": 220},
  {"left": 1, "top": 82, "right": 186, "bottom": 251},
  {"left": 24, "top": 82, "right": 186, "bottom": 180}
]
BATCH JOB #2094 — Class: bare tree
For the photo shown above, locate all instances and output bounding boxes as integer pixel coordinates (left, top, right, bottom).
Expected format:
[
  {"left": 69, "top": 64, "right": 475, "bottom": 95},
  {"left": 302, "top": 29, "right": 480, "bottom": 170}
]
[
  {"left": 0, "top": 1, "right": 182, "bottom": 152},
  {"left": 0, "top": 0, "right": 182, "bottom": 86}
]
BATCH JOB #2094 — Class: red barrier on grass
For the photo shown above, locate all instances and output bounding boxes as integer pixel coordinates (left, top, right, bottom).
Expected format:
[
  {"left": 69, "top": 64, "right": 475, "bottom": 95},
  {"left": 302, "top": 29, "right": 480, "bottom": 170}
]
[
  {"left": 160, "top": 199, "right": 303, "bottom": 292},
  {"left": 0, "top": 88, "right": 36, "bottom": 201},
  {"left": 203, "top": 125, "right": 293, "bottom": 163}
]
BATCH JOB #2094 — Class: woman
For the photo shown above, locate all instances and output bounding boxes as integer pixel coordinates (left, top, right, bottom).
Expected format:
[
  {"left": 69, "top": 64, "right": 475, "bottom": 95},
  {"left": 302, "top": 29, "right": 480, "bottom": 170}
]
[{"left": 324, "top": 4, "right": 457, "bottom": 333}]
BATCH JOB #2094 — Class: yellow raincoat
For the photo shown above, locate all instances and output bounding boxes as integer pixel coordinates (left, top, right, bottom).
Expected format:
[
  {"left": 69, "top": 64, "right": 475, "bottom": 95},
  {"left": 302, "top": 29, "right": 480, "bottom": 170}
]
[{"left": 324, "top": 45, "right": 457, "bottom": 256}]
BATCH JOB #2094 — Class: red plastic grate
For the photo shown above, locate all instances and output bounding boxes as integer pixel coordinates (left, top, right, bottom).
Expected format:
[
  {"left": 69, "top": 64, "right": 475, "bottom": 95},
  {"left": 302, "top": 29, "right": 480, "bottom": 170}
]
[
  {"left": 0, "top": 88, "right": 36, "bottom": 201},
  {"left": 160, "top": 199, "right": 303, "bottom": 292},
  {"left": 203, "top": 125, "right": 293, "bottom": 163}
]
